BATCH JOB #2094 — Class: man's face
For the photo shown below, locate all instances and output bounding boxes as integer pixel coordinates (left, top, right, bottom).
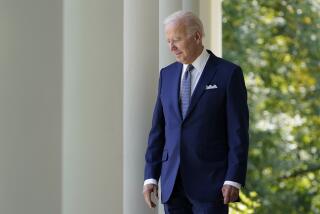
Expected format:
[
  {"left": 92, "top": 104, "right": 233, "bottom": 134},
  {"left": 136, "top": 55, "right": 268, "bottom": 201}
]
[{"left": 165, "top": 22, "right": 201, "bottom": 64}]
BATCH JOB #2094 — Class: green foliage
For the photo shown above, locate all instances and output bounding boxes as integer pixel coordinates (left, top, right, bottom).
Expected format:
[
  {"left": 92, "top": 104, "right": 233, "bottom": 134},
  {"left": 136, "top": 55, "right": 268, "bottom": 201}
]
[{"left": 222, "top": 0, "right": 320, "bottom": 213}]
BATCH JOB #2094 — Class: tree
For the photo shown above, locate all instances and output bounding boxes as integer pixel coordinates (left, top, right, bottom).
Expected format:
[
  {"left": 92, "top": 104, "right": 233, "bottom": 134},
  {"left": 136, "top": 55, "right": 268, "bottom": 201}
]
[{"left": 222, "top": 0, "right": 320, "bottom": 213}]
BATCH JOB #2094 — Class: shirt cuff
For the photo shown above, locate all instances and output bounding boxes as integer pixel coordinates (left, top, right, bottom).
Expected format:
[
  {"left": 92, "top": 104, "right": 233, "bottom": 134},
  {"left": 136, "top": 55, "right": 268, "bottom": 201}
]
[
  {"left": 144, "top": 179, "right": 158, "bottom": 186},
  {"left": 224, "top": 181, "right": 241, "bottom": 189}
]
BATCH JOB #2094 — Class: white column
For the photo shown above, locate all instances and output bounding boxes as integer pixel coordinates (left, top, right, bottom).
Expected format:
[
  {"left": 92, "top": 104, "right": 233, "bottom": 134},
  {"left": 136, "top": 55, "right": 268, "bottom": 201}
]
[
  {"left": 0, "top": 0, "right": 62, "bottom": 214},
  {"left": 199, "top": 0, "right": 222, "bottom": 57},
  {"left": 211, "top": 0, "right": 223, "bottom": 56},
  {"left": 159, "top": 0, "right": 183, "bottom": 68},
  {"left": 63, "top": 1, "right": 123, "bottom": 214},
  {"left": 123, "top": 1, "right": 159, "bottom": 214},
  {"left": 183, "top": 0, "right": 199, "bottom": 15},
  {"left": 200, "top": 0, "right": 222, "bottom": 57},
  {"left": 199, "top": 0, "right": 211, "bottom": 49}
]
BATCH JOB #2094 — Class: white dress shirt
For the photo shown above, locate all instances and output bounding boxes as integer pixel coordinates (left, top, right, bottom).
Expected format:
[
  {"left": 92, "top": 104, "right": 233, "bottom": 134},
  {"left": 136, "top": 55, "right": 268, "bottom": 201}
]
[{"left": 144, "top": 48, "right": 241, "bottom": 190}]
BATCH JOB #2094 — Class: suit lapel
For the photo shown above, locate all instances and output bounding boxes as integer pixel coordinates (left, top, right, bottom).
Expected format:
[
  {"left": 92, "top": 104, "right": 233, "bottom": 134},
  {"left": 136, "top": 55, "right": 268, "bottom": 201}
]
[
  {"left": 184, "top": 52, "right": 219, "bottom": 120},
  {"left": 172, "top": 63, "right": 183, "bottom": 121}
]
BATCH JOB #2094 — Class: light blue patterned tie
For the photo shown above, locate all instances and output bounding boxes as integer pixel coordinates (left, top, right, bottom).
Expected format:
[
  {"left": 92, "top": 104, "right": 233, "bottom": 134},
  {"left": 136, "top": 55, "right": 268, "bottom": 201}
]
[{"left": 181, "top": 64, "right": 194, "bottom": 119}]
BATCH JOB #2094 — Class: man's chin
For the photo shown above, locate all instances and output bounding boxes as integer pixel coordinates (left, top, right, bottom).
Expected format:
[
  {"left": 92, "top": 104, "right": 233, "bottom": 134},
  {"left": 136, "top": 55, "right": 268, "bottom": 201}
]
[{"left": 175, "top": 56, "right": 184, "bottom": 63}]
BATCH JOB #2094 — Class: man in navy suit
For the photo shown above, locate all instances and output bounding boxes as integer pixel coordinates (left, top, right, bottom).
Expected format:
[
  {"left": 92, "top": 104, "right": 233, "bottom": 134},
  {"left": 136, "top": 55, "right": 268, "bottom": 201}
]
[{"left": 143, "top": 11, "right": 249, "bottom": 214}]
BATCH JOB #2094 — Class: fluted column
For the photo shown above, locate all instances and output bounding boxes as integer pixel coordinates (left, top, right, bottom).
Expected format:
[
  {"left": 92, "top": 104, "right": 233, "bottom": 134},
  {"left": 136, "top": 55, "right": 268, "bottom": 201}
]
[
  {"left": 63, "top": 1, "right": 123, "bottom": 213},
  {"left": 123, "top": 1, "right": 159, "bottom": 214}
]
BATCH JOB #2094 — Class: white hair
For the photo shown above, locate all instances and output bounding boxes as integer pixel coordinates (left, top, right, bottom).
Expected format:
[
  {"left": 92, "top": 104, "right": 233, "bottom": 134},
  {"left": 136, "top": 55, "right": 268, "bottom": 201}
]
[{"left": 164, "top": 11, "right": 205, "bottom": 37}]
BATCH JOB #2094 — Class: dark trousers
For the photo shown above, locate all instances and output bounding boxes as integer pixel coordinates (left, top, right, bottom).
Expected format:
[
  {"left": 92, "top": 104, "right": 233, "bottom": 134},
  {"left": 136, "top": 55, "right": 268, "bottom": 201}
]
[{"left": 164, "top": 171, "right": 228, "bottom": 214}]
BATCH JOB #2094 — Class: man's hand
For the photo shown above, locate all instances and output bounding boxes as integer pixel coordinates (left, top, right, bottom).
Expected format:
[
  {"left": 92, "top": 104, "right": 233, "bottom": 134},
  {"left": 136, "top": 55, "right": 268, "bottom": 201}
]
[
  {"left": 143, "top": 184, "right": 158, "bottom": 208},
  {"left": 221, "top": 184, "right": 239, "bottom": 204}
]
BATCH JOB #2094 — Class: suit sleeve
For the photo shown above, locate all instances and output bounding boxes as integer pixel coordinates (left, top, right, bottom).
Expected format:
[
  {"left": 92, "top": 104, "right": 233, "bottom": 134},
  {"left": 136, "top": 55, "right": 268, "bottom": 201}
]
[
  {"left": 144, "top": 70, "right": 166, "bottom": 181},
  {"left": 225, "top": 66, "right": 249, "bottom": 186}
]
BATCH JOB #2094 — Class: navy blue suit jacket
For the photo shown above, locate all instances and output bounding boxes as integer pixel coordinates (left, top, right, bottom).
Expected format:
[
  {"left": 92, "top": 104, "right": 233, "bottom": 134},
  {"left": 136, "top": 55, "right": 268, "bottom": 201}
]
[{"left": 144, "top": 50, "right": 249, "bottom": 203}]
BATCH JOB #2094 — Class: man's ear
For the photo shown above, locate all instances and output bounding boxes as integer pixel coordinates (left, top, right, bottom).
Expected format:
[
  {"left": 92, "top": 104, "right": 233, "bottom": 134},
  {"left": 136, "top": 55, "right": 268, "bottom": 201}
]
[{"left": 194, "top": 31, "right": 202, "bottom": 43}]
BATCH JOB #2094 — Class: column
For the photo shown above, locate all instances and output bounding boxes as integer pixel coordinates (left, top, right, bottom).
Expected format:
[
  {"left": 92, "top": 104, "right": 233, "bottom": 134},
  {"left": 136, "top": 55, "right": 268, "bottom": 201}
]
[
  {"left": 63, "top": 1, "right": 123, "bottom": 213},
  {"left": 0, "top": 0, "right": 62, "bottom": 214},
  {"left": 159, "top": 0, "right": 183, "bottom": 68},
  {"left": 199, "top": 0, "right": 211, "bottom": 49},
  {"left": 183, "top": 0, "right": 199, "bottom": 15},
  {"left": 200, "top": 0, "right": 222, "bottom": 56},
  {"left": 211, "top": 0, "right": 223, "bottom": 56},
  {"left": 123, "top": 0, "right": 159, "bottom": 214}
]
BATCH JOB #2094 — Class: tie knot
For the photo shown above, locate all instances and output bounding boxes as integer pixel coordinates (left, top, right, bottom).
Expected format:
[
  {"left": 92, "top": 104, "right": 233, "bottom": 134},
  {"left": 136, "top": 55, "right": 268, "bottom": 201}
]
[{"left": 186, "top": 64, "right": 194, "bottom": 73}]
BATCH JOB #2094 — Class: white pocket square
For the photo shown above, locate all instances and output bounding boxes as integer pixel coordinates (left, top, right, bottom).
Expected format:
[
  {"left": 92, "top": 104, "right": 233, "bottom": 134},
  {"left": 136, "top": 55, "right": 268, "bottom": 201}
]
[{"left": 205, "top": 84, "right": 218, "bottom": 90}]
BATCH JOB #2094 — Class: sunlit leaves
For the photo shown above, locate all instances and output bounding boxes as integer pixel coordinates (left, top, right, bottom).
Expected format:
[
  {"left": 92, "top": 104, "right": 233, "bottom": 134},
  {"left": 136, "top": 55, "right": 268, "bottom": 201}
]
[{"left": 223, "top": 0, "right": 320, "bottom": 213}]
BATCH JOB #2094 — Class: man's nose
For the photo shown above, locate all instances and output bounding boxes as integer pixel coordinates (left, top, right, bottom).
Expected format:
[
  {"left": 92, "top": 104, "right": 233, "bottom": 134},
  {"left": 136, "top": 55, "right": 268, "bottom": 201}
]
[{"left": 169, "top": 42, "right": 177, "bottom": 51}]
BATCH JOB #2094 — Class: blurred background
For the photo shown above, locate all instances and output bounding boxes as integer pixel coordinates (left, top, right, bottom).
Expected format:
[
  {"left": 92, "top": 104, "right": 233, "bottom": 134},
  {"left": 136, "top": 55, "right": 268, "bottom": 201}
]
[
  {"left": 223, "top": 0, "right": 320, "bottom": 213},
  {"left": 0, "top": 0, "right": 319, "bottom": 214}
]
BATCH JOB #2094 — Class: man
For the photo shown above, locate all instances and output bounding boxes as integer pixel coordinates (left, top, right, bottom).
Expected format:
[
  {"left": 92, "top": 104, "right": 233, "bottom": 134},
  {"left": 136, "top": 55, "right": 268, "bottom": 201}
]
[{"left": 143, "top": 11, "right": 249, "bottom": 214}]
